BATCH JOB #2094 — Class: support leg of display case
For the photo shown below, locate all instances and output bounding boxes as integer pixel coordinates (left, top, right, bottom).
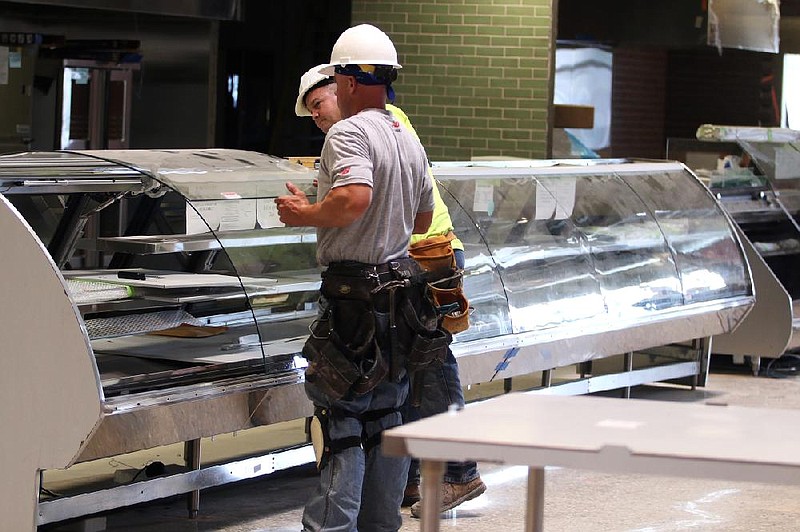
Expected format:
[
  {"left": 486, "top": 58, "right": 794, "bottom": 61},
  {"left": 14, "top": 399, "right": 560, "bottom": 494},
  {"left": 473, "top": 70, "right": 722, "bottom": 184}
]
[{"left": 185, "top": 438, "right": 201, "bottom": 518}]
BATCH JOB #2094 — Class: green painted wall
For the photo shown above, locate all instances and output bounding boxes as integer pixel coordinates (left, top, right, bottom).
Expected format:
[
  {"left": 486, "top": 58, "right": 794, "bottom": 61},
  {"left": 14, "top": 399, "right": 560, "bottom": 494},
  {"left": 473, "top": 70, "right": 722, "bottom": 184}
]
[{"left": 352, "top": 0, "right": 555, "bottom": 160}]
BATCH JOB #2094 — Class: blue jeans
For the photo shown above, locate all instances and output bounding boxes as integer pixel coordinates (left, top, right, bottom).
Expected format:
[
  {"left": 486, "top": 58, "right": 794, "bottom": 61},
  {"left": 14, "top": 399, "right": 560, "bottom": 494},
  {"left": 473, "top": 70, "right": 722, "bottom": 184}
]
[
  {"left": 403, "top": 348, "right": 479, "bottom": 485},
  {"left": 302, "top": 306, "right": 410, "bottom": 531},
  {"left": 403, "top": 248, "right": 479, "bottom": 485}
]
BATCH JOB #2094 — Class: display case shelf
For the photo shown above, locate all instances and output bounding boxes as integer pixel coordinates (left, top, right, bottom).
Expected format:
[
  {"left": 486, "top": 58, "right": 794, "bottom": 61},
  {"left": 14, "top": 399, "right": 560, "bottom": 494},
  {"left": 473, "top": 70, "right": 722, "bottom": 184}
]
[{"left": 78, "top": 227, "right": 318, "bottom": 254}]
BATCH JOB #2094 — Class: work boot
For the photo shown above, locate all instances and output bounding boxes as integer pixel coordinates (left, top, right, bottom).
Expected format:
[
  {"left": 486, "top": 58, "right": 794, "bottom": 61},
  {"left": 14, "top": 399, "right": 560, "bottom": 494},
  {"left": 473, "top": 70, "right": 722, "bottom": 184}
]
[
  {"left": 402, "top": 483, "right": 420, "bottom": 507},
  {"left": 410, "top": 476, "right": 486, "bottom": 517}
]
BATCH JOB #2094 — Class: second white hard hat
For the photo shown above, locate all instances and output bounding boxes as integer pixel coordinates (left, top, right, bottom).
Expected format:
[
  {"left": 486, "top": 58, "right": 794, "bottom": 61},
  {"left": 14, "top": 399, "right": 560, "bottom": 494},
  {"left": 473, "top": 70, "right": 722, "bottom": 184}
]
[
  {"left": 295, "top": 64, "right": 332, "bottom": 117},
  {"left": 319, "top": 24, "right": 402, "bottom": 76}
]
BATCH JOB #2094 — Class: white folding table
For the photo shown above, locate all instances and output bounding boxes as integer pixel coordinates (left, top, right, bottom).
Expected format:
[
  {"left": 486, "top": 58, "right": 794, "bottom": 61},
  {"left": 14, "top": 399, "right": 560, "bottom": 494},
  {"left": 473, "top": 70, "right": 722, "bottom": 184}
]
[{"left": 382, "top": 393, "right": 800, "bottom": 531}]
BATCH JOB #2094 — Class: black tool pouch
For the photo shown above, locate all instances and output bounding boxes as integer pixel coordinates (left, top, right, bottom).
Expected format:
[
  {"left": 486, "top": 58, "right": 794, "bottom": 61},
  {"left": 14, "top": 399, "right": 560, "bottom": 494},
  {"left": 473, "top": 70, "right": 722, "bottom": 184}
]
[
  {"left": 304, "top": 259, "right": 434, "bottom": 400},
  {"left": 303, "top": 297, "right": 387, "bottom": 400},
  {"left": 399, "top": 294, "right": 451, "bottom": 374},
  {"left": 337, "top": 300, "right": 388, "bottom": 396},
  {"left": 303, "top": 309, "right": 360, "bottom": 401},
  {"left": 351, "top": 343, "right": 388, "bottom": 395},
  {"left": 400, "top": 291, "right": 450, "bottom": 407}
]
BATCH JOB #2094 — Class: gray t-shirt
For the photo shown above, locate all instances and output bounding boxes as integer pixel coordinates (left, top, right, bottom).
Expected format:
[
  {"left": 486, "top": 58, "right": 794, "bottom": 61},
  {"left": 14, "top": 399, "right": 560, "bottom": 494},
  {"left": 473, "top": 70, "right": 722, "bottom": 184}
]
[{"left": 316, "top": 108, "right": 434, "bottom": 266}]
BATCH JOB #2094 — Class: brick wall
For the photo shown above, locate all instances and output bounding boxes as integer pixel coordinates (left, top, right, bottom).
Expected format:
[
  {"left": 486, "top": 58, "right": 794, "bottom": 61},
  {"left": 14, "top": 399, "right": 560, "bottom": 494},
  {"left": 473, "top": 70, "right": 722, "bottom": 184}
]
[{"left": 351, "top": 0, "right": 555, "bottom": 161}]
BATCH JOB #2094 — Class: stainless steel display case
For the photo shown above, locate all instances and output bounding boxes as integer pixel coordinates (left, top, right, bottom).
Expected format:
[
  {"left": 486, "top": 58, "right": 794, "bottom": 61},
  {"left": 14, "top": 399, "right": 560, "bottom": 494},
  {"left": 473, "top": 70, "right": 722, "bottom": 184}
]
[
  {"left": 432, "top": 160, "right": 755, "bottom": 389},
  {"left": 1, "top": 149, "right": 321, "bottom": 530},
  {"left": 0, "top": 152, "right": 755, "bottom": 529},
  {"left": 668, "top": 134, "right": 800, "bottom": 371},
  {"left": 729, "top": 139, "right": 800, "bottom": 338}
]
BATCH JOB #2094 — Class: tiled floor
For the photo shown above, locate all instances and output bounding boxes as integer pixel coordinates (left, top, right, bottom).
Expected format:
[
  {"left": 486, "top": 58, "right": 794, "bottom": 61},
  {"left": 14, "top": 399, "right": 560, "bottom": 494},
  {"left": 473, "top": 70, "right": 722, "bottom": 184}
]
[{"left": 44, "top": 357, "right": 800, "bottom": 531}]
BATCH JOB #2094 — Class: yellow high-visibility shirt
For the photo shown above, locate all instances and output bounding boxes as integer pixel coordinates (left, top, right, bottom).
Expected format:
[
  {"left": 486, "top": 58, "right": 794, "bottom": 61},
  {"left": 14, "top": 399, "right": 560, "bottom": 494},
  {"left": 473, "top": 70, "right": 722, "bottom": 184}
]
[{"left": 387, "top": 104, "right": 464, "bottom": 251}]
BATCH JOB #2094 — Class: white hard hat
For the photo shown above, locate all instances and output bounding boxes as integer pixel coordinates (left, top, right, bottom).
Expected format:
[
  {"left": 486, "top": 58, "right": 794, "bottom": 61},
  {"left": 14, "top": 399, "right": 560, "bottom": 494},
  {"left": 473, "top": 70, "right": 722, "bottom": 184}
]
[
  {"left": 295, "top": 64, "right": 333, "bottom": 117},
  {"left": 319, "top": 24, "right": 402, "bottom": 76}
]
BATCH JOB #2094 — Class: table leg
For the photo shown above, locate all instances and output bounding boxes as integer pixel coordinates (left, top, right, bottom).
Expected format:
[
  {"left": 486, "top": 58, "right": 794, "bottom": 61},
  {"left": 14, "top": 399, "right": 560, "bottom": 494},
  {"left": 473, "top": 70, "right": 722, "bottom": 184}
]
[
  {"left": 184, "top": 438, "right": 201, "bottom": 518},
  {"left": 420, "top": 459, "right": 446, "bottom": 532},
  {"left": 525, "top": 466, "right": 545, "bottom": 532}
]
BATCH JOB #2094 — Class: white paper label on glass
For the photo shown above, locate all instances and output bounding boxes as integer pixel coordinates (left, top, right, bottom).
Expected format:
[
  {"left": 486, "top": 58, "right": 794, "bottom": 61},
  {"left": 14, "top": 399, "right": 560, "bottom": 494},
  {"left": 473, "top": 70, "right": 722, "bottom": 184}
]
[
  {"left": 257, "top": 198, "right": 283, "bottom": 229},
  {"left": 473, "top": 183, "right": 494, "bottom": 215}
]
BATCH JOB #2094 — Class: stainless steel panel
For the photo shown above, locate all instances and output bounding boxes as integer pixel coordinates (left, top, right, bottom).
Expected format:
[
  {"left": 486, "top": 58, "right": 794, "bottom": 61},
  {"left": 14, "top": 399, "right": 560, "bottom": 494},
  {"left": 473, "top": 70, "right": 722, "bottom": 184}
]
[
  {"left": 38, "top": 445, "right": 313, "bottom": 525},
  {"left": 712, "top": 225, "right": 792, "bottom": 358},
  {"left": 453, "top": 298, "right": 751, "bottom": 385},
  {"left": 80, "top": 379, "right": 311, "bottom": 461}
]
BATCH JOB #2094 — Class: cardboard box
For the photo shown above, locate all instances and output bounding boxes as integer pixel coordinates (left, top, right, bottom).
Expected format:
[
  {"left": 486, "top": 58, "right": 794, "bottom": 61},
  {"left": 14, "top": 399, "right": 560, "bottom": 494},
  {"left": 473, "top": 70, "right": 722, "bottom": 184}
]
[
  {"left": 286, "top": 156, "right": 318, "bottom": 169},
  {"left": 553, "top": 104, "right": 594, "bottom": 129}
]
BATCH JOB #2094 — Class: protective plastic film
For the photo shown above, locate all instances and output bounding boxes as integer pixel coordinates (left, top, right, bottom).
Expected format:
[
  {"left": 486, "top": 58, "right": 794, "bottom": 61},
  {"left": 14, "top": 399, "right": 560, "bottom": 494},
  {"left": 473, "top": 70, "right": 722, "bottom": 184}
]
[
  {"left": 434, "top": 162, "right": 752, "bottom": 340},
  {"left": 622, "top": 169, "right": 750, "bottom": 304}
]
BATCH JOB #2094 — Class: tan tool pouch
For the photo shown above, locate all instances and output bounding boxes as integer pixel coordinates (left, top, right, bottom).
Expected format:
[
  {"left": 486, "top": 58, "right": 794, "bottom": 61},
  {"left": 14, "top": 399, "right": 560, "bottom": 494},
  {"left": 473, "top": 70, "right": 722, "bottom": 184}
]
[
  {"left": 409, "top": 232, "right": 456, "bottom": 277},
  {"left": 428, "top": 271, "right": 470, "bottom": 334}
]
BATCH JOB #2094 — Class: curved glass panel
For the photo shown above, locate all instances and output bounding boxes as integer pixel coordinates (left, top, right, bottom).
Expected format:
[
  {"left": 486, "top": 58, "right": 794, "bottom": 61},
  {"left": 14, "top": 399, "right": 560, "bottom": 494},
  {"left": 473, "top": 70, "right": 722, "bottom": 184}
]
[
  {"left": 622, "top": 169, "right": 750, "bottom": 303},
  {"left": 0, "top": 150, "right": 320, "bottom": 398},
  {"left": 562, "top": 172, "right": 682, "bottom": 318},
  {"left": 84, "top": 150, "right": 320, "bottom": 383},
  {"left": 87, "top": 148, "right": 313, "bottom": 201},
  {"left": 434, "top": 161, "right": 753, "bottom": 347},
  {"left": 80, "top": 189, "right": 286, "bottom": 390},
  {"left": 436, "top": 178, "right": 511, "bottom": 342}
]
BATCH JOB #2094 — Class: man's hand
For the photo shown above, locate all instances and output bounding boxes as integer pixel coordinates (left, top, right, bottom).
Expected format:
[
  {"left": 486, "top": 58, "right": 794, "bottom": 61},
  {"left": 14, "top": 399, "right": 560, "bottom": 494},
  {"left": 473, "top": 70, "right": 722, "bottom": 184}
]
[
  {"left": 275, "top": 182, "right": 309, "bottom": 226},
  {"left": 275, "top": 181, "right": 370, "bottom": 228}
]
